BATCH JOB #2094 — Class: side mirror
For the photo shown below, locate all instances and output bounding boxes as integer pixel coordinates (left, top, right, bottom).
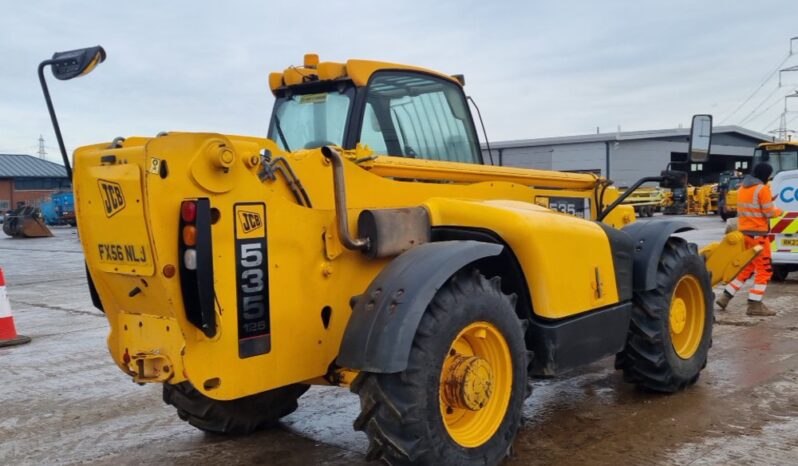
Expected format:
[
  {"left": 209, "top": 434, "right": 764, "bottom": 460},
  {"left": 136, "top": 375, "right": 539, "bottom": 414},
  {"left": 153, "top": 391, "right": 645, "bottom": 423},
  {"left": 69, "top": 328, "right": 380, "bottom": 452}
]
[
  {"left": 688, "top": 114, "right": 712, "bottom": 162},
  {"left": 38, "top": 45, "right": 106, "bottom": 180},
  {"left": 50, "top": 46, "right": 106, "bottom": 81}
]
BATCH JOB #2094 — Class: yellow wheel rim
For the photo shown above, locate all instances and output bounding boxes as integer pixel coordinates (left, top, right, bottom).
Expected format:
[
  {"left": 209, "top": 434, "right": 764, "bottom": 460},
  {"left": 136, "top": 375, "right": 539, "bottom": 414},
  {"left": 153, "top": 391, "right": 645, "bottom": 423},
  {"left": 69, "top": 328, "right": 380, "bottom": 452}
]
[
  {"left": 439, "top": 321, "right": 512, "bottom": 448},
  {"left": 669, "top": 274, "right": 705, "bottom": 359}
]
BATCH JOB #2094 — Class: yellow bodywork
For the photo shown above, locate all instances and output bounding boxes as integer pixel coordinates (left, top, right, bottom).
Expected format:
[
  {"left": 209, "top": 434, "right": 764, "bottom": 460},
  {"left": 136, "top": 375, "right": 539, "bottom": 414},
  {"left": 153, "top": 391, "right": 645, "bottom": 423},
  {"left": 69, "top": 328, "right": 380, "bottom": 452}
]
[
  {"left": 75, "top": 131, "right": 630, "bottom": 400},
  {"left": 725, "top": 188, "right": 738, "bottom": 214},
  {"left": 73, "top": 56, "right": 749, "bottom": 403},
  {"left": 700, "top": 231, "right": 762, "bottom": 287}
]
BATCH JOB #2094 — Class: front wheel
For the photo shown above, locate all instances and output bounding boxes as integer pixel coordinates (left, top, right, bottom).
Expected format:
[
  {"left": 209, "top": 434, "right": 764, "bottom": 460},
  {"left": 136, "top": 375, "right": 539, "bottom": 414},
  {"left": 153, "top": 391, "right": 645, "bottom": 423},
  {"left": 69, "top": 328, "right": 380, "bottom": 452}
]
[
  {"left": 615, "top": 237, "right": 713, "bottom": 392},
  {"left": 352, "top": 270, "right": 528, "bottom": 465}
]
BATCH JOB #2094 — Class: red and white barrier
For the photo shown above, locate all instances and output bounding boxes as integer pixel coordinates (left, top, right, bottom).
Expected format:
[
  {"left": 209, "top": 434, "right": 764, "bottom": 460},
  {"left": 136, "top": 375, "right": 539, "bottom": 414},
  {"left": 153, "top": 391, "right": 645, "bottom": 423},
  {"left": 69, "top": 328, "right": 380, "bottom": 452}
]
[{"left": 0, "top": 267, "right": 31, "bottom": 347}]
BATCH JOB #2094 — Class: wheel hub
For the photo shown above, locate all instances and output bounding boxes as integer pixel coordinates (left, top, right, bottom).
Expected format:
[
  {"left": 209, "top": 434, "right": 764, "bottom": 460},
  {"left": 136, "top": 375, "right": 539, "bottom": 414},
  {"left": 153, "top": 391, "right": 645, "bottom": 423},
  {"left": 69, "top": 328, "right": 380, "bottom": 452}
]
[
  {"left": 442, "top": 354, "right": 493, "bottom": 411},
  {"left": 670, "top": 297, "right": 687, "bottom": 334}
]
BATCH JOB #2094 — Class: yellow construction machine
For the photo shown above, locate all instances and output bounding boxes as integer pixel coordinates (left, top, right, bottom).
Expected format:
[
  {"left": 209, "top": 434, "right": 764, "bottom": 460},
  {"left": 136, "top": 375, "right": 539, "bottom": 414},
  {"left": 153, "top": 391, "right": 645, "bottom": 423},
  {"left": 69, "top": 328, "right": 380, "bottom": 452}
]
[
  {"left": 38, "top": 48, "right": 760, "bottom": 465},
  {"left": 621, "top": 186, "right": 663, "bottom": 217},
  {"left": 718, "top": 171, "right": 742, "bottom": 221},
  {"left": 687, "top": 183, "right": 719, "bottom": 216},
  {"left": 662, "top": 187, "right": 687, "bottom": 215}
]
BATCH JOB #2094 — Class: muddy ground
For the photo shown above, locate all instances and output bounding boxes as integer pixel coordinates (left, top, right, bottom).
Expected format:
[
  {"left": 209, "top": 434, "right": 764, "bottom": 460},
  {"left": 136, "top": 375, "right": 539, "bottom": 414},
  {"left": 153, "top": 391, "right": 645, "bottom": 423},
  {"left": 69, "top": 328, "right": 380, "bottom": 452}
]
[{"left": 1, "top": 216, "right": 796, "bottom": 465}]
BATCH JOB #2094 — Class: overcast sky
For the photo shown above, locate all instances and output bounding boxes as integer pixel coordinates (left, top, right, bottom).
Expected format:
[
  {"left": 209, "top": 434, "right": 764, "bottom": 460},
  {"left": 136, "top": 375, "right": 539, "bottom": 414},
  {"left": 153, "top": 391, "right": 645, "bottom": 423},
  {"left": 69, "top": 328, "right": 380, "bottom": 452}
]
[{"left": 1, "top": 1, "right": 797, "bottom": 163}]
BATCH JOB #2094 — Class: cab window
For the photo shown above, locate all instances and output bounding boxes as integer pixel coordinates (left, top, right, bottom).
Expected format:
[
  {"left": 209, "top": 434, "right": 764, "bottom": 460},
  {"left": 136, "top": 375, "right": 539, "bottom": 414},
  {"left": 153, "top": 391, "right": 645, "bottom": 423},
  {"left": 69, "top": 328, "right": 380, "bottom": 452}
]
[
  {"left": 754, "top": 148, "right": 798, "bottom": 175},
  {"left": 359, "top": 72, "right": 481, "bottom": 163},
  {"left": 269, "top": 88, "right": 354, "bottom": 151}
]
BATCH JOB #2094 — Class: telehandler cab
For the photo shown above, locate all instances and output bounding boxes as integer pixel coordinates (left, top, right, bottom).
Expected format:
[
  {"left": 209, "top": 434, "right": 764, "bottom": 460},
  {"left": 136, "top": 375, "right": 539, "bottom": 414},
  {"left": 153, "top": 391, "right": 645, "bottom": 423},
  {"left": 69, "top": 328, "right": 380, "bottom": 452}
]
[{"left": 40, "top": 48, "right": 760, "bottom": 465}]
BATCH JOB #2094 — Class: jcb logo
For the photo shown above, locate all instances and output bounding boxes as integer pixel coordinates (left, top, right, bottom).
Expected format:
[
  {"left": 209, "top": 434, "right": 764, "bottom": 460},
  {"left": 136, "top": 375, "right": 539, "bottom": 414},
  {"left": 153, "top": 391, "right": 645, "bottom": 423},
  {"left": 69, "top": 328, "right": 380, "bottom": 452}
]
[
  {"left": 98, "top": 180, "right": 125, "bottom": 217},
  {"left": 238, "top": 210, "right": 263, "bottom": 233}
]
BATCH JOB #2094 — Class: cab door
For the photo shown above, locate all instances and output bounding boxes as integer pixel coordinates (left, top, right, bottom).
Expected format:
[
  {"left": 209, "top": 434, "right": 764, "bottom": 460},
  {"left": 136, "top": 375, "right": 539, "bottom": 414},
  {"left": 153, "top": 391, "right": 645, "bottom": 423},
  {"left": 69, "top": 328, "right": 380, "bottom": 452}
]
[{"left": 357, "top": 71, "right": 483, "bottom": 164}]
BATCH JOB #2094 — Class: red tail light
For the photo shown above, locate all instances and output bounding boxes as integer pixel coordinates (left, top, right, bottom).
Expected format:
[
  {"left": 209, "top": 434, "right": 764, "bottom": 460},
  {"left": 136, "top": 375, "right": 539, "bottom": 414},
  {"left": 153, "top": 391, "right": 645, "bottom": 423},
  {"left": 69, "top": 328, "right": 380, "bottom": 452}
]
[
  {"left": 181, "top": 201, "right": 197, "bottom": 223},
  {"left": 178, "top": 198, "right": 216, "bottom": 337}
]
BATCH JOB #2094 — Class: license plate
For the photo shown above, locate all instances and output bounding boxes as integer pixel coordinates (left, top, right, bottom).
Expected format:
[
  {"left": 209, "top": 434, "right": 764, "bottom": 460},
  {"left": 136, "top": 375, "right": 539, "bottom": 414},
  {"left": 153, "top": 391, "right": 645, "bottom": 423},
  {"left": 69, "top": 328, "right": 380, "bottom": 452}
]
[
  {"left": 782, "top": 238, "right": 798, "bottom": 247},
  {"left": 85, "top": 164, "right": 154, "bottom": 276}
]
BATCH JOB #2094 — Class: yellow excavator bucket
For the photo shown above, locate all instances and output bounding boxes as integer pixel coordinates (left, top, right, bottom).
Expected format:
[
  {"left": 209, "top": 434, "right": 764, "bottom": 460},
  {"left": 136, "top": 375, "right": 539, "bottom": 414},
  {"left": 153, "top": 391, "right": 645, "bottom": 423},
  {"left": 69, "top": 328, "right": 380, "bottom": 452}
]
[{"left": 700, "top": 231, "right": 762, "bottom": 287}]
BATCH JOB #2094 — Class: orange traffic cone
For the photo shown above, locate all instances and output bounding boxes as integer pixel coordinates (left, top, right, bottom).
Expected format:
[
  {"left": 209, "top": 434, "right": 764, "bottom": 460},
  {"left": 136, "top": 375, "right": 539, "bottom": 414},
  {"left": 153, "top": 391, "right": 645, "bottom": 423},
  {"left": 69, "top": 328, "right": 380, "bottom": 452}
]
[{"left": 0, "top": 267, "right": 31, "bottom": 347}]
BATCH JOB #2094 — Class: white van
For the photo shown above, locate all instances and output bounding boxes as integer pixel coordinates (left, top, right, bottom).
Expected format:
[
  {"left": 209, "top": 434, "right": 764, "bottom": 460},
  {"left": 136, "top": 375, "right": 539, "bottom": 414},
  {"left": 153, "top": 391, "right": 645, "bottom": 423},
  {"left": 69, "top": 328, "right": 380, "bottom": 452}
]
[{"left": 753, "top": 142, "right": 798, "bottom": 280}]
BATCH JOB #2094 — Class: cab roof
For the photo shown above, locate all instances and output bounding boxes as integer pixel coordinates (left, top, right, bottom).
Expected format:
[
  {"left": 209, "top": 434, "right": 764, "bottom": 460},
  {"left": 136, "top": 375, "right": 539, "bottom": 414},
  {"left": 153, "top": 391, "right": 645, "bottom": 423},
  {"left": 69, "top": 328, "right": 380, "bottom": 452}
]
[
  {"left": 268, "top": 54, "right": 461, "bottom": 95},
  {"left": 758, "top": 140, "right": 798, "bottom": 149}
]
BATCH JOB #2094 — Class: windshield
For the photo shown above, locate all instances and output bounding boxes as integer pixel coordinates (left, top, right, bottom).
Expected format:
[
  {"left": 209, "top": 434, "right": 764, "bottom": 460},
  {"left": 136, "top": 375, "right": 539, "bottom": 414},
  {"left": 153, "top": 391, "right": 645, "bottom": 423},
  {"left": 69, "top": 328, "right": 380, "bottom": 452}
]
[
  {"left": 268, "top": 88, "right": 354, "bottom": 151},
  {"left": 753, "top": 149, "right": 798, "bottom": 175}
]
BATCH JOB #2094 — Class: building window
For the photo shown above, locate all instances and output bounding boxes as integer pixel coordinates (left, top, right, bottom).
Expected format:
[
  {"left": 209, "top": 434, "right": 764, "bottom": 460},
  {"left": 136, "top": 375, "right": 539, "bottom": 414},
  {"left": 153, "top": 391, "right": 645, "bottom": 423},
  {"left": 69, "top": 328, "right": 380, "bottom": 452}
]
[
  {"left": 0, "top": 200, "right": 9, "bottom": 211},
  {"left": 690, "top": 163, "right": 703, "bottom": 171},
  {"left": 13, "top": 178, "right": 71, "bottom": 190},
  {"left": 735, "top": 161, "right": 749, "bottom": 170}
]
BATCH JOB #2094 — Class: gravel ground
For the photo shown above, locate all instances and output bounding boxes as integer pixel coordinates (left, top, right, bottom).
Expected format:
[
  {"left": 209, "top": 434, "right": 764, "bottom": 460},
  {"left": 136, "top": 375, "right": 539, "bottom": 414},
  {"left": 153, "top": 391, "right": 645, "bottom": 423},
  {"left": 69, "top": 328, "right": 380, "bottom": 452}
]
[{"left": 1, "top": 216, "right": 796, "bottom": 465}]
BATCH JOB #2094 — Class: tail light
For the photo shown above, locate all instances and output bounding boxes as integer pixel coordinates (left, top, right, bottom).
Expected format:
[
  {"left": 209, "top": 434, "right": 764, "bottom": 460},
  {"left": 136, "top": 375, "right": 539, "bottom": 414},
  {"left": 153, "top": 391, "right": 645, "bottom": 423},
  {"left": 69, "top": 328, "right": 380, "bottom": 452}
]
[{"left": 178, "top": 199, "right": 216, "bottom": 337}]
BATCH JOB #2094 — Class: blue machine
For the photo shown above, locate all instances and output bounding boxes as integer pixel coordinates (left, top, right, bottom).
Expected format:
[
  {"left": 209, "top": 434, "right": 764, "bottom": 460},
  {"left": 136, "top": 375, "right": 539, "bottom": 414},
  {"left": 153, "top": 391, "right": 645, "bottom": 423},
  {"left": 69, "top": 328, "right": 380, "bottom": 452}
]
[{"left": 40, "top": 191, "right": 76, "bottom": 226}]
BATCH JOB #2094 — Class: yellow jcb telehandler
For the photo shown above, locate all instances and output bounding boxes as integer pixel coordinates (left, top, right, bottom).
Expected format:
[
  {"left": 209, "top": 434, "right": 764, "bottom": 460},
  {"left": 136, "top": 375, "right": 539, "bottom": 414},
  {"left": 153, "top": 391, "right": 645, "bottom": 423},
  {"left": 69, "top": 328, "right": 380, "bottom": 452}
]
[{"left": 38, "top": 47, "right": 759, "bottom": 465}]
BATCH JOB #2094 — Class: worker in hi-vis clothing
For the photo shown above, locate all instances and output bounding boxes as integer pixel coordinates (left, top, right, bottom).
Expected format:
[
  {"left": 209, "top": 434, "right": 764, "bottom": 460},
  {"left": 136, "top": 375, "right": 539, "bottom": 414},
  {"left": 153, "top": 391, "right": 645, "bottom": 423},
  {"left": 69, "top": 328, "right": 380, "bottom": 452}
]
[{"left": 716, "top": 163, "right": 783, "bottom": 316}]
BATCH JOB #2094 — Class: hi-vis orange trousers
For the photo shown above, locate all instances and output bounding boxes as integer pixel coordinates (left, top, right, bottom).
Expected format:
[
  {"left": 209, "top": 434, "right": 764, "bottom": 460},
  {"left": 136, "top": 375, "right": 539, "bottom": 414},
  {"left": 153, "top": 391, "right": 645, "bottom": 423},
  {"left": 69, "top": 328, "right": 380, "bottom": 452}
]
[{"left": 724, "top": 235, "right": 772, "bottom": 302}]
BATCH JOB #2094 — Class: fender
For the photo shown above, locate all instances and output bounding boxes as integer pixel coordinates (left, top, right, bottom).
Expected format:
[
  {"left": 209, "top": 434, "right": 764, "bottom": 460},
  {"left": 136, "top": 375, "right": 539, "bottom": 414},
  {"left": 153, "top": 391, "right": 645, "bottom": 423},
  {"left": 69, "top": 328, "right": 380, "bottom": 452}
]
[
  {"left": 336, "top": 240, "right": 503, "bottom": 373},
  {"left": 622, "top": 220, "right": 694, "bottom": 291}
]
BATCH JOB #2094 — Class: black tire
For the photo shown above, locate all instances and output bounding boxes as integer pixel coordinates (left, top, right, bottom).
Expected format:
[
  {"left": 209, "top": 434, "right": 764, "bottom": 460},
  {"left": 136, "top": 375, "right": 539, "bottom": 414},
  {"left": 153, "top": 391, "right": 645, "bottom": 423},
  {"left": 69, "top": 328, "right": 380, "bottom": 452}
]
[
  {"left": 720, "top": 209, "right": 728, "bottom": 221},
  {"left": 163, "top": 381, "right": 309, "bottom": 434},
  {"left": 615, "top": 237, "right": 713, "bottom": 393},
  {"left": 772, "top": 264, "right": 790, "bottom": 282},
  {"left": 352, "top": 270, "right": 528, "bottom": 466}
]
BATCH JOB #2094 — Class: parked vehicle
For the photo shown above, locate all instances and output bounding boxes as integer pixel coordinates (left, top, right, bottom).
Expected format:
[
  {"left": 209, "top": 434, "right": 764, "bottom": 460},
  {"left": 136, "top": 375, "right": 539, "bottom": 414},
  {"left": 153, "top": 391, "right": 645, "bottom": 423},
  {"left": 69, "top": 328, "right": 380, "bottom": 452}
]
[{"left": 753, "top": 141, "right": 798, "bottom": 281}]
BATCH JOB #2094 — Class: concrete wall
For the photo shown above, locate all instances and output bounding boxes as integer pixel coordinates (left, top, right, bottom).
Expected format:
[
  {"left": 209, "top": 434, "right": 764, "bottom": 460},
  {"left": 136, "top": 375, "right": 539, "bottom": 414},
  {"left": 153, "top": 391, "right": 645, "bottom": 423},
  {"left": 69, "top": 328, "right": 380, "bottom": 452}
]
[
  {"left": 493, "top": 140, "right": 671, "bottom": 187},
  {"left": 551, "top": 142, "right": 605, "bottom": 174},
  {"left": 491, "top": 142, "right": 606, "bottom": 175},
  {"left": 485, "top": 136, "right": 762, "bottom": 188},
  {"left": 497, "top": 146, "right": 553, "bottom": 170},
  {"left": 608, "top": 140, "right": 674, "bottom": 187}
]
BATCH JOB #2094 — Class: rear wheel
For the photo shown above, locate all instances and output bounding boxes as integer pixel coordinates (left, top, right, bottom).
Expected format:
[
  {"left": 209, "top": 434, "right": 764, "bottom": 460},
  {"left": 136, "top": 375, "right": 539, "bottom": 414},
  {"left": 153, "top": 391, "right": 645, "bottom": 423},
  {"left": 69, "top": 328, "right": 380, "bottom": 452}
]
[
  {"left": 163, "top": 381, "right": 308, "bottom": 434},
  {"left": 352, "top": 270, "right": 528, "bottom": 465},
  {"left": 615, "top": 237, "right": 713, "bottom": 392},
  {"left": 772, "top": 265, "right": 790, "bottom": 282}
]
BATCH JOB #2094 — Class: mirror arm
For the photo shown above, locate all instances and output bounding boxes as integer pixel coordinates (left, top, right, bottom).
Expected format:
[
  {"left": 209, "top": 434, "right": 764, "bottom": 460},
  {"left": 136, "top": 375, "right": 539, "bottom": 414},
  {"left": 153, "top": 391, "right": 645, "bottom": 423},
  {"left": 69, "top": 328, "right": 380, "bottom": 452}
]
[
  {"left": 597, "top": 176, "right": 663, "bottom": 222},
  {"left": 38, "top": 59, "right": 71, "bottom": 179}
]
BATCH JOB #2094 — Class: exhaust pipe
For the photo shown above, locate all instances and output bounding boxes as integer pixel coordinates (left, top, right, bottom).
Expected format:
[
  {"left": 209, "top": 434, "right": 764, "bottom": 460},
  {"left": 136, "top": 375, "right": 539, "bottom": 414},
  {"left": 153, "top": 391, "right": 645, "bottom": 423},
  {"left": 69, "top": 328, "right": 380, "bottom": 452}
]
[{"left": 320, "top": 146, "right": 370, "bottom": 252}]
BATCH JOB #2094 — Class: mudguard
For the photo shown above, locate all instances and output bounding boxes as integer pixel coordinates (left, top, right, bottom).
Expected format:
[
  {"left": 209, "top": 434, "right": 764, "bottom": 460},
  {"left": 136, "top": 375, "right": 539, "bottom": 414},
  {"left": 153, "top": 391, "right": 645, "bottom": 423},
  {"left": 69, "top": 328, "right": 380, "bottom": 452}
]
[
  {"left": 622, "top": 220, "right": 695, "bottom": 291},
  {"left": 336, "top": 240, "right": 503, "bottom": 373}
]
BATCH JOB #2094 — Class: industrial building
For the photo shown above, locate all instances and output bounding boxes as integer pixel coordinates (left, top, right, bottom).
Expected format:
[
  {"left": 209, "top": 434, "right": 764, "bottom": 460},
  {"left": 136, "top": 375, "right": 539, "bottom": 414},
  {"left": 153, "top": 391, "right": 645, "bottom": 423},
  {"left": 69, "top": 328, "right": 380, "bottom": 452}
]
[
  {"left": 483, "top": 126, "right": 770, "bottom": 187},
  {"left": 0, "top": 154, "right": 70, "bottom": 212}
]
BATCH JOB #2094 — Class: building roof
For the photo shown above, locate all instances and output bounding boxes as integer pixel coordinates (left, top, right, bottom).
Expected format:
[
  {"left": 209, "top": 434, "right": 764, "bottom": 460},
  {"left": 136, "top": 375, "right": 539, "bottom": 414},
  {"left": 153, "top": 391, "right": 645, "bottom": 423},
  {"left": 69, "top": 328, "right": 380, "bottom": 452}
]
[
  {"left": 485, "top": 125, "right": 771, "bottom": 150},
  {"left": 0, "top": 154, "right": 68, "bottom": 178}
]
